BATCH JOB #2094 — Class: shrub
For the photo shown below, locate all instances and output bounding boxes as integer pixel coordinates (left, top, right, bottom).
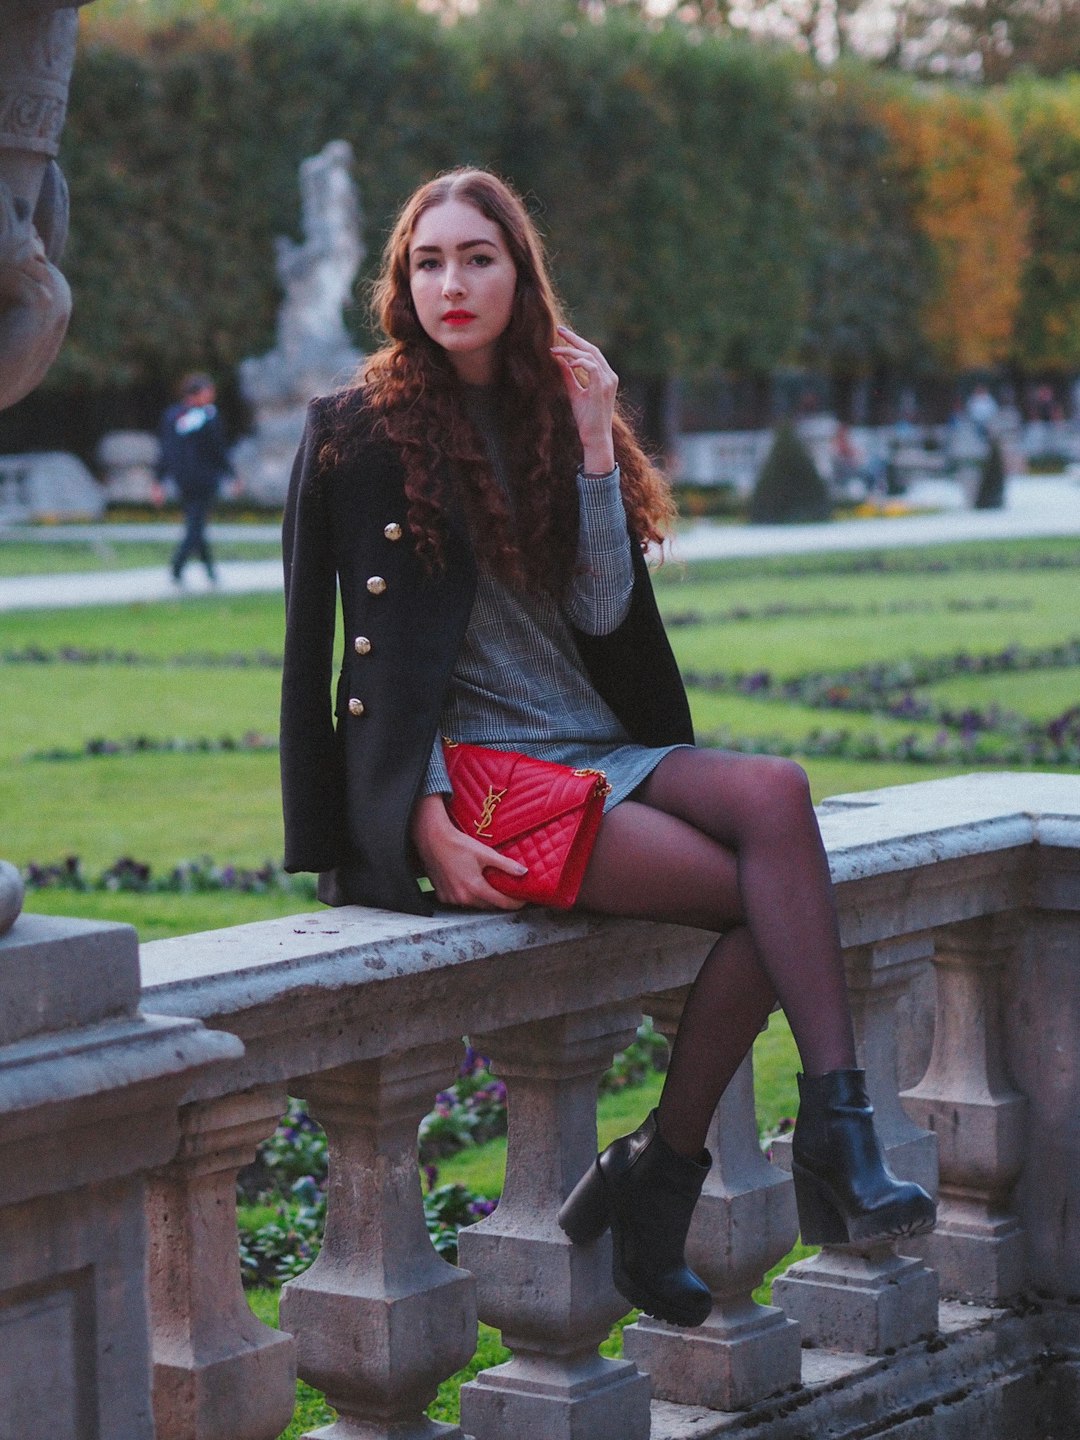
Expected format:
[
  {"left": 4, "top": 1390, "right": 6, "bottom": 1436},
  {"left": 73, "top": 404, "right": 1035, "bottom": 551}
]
[
  {"left": 748, "top": 422, "right": 831, "bottom": 524},
  {"left": 974, "top": 438, "right": 1007, "bottom": 510},
  {"left": 672, "top": 483, "right": 745, "bottom": 520}
]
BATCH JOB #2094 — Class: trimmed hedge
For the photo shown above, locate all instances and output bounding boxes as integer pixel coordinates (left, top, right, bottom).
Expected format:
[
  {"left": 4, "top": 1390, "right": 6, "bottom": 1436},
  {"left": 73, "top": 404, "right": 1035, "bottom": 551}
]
[{"left": 44, "top": 3, "right": 1080, "bottom": 403}]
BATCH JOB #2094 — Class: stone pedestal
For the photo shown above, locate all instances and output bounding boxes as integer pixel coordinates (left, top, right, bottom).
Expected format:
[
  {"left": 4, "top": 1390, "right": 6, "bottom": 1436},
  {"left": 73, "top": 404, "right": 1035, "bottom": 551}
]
[
  {"left": 902, "top": 915, "right": 1028, "bottom": 1302},
  {"left": 772, "top": 937, "right": 939, "bottom": 1353},
  {"left": 0, "top": 910, "right": 240, "bottom": 1440},
  {"left": 148, "top": 1086, "right": 297, "bottom": 1440},
  {"left": 624, "top": 993, "right": 801, "bottom": 1410},
  {"left": 770, "top": 1242, "right": 937, "bottom": 1354},
  {"left": 0, "top": 450, "right": 105, "bottom": 521},
  {"left": 97, "top": 430, "right": 161, "bottom": 505},
  {"left": 280, "top": 1047, "right": 477, "bottom": 1440},
  {"left": 458, "top": 1005, "right": 652, "bottom": 1440}
]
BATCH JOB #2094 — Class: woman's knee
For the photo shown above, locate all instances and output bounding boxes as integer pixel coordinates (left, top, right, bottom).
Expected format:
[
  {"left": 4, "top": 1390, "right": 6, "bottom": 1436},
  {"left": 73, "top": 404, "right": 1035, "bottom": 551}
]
[{"left": 746, "top": 755, "right": 814, "bottom": 821}]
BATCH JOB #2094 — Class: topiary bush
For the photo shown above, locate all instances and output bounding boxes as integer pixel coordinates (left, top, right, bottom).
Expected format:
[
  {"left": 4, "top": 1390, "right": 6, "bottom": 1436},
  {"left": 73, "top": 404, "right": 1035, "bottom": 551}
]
[{"left": 748, "top": 422, "right": 832, "bottom": 524}]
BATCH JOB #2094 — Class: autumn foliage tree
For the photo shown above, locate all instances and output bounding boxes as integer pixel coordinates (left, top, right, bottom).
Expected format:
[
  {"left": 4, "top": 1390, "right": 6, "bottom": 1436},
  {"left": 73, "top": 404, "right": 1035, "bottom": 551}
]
[{"left": 878, "top": 88, "right": 1028, "bottom": 373}]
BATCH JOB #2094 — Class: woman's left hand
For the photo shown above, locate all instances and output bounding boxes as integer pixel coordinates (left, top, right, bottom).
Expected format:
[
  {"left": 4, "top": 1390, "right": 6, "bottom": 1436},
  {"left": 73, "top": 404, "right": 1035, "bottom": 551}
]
[{"left": 551, "top": 325, "right": 617, "bottom": 475}]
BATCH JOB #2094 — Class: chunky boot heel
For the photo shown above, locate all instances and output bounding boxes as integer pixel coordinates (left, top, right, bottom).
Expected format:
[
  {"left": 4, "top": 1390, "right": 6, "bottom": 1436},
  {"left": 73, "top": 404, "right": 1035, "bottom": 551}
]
[
  {"left": 792, "top": 1069, "right": 936, "bottom": 1246},
  {"left": 559, "top": 1110, "right": 713, "bottom": 1328},
  {"left": 558, "top": 1161, "right": 610, "bottom": 1244},
  {"left": 791, "top": 1164, "right": 850, "bottom": 1245}
]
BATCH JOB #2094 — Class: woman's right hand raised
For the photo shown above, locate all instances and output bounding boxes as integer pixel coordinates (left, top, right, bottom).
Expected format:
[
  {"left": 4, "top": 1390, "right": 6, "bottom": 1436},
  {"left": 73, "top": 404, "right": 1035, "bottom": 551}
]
[{"left": 410, "top": 793, "right": 528, "bottom": 911}]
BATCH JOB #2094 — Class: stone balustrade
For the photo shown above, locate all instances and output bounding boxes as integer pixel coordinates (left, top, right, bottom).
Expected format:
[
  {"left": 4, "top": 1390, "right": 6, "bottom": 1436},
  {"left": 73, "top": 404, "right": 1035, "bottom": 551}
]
[{"left": 4, "top": 772, "right": 1079, "bottom": 1439}]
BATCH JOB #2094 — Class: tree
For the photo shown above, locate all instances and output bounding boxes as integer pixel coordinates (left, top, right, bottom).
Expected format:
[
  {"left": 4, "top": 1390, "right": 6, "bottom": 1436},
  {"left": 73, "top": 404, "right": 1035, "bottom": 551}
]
[
  {"left": 1007, "top": 78, "right": 1080, "bottom": 373},
  {"left": 798, "top": 69, "right": 931, "bottom": 412},
  {"left": 892, "top": 0, "right": 1080, "bottom": 82}
]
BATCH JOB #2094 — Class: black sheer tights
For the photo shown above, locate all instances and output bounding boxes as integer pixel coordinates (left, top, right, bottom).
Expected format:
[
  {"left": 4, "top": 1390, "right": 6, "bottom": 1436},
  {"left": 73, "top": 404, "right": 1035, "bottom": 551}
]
[{"left": 574, "top": 748, "right": 856, "bottom": 1159}]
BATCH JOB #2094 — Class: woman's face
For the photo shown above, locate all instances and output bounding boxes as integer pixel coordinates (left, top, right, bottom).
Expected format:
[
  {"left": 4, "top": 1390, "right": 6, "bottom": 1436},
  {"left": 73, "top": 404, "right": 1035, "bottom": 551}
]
[{"left": 408, "top": 198, "right": 518, "bottom": 385}]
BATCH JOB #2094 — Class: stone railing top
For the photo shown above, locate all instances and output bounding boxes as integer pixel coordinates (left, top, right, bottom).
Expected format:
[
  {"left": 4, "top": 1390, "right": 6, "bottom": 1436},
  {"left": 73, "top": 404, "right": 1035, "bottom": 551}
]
[
  {"left": 138, "top": 774, "right": 1080, "bottom": 1105},
  {"left": 817, "top": 771, "right": 1080, "bottom": 882},
  {"left": 141, "top": 906, "right": 708, "bottom": 1100}
]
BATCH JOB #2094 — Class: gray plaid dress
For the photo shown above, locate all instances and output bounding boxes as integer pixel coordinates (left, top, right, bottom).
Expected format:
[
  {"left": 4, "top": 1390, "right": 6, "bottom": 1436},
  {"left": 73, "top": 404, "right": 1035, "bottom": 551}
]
[{"left": 423, "top": 386, "right": 687, "bottom": 809}]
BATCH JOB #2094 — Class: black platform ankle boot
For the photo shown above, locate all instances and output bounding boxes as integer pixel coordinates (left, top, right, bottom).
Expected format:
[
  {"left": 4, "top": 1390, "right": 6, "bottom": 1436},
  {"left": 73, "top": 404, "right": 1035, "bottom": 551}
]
[
  {"left": 557, "top": 1110, "right": 713, "bottom": 1327},
  {"left": 792, "top": 1069, "right": 936, "bottom": 1246}
]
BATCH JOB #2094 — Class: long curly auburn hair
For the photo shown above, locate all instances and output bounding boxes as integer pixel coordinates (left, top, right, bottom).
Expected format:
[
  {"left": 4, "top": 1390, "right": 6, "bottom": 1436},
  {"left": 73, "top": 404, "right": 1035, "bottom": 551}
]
[{"left": 323, "top": 168, "right": 675, "bottom": 593}]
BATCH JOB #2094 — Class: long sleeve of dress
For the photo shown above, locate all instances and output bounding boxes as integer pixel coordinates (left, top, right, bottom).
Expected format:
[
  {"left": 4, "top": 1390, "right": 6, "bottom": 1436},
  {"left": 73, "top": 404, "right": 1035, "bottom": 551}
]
[
  {"left": 422, "top": 735, "right": 453, "bottom": 796},
  {"left": 563, "top": 466, "right": 634, "bottom": 637}
]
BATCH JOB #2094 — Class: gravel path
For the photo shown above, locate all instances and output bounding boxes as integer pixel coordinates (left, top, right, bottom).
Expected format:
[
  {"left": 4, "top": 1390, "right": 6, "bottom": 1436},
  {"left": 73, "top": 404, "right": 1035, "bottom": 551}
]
[{"left": 1, "top": 476, "right": 1077, "bottom": 613}]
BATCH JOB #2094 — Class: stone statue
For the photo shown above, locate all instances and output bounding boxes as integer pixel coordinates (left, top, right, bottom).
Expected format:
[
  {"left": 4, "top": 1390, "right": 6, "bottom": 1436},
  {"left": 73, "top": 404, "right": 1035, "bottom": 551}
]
[
  {"left": 274, "top": 138, "right": 364, "bottom": 370},
  {"left": 0, "top": 1, "right": 93, "bottom": 413},
  {"left": 233, "top": 139, "right": 364, "bottom": 504}
]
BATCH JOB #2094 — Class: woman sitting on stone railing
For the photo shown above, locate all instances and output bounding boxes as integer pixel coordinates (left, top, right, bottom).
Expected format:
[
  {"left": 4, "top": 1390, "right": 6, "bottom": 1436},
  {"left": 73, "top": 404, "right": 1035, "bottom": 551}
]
[{"left": 279, "top": 166, "right": 935, "bottom": 1332}]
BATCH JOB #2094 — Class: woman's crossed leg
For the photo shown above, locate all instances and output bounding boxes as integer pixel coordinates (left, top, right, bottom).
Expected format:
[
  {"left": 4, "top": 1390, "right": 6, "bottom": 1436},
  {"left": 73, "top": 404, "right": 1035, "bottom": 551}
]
[{"left": 575, "top": 747, "right": 856, "bottom": 1157}]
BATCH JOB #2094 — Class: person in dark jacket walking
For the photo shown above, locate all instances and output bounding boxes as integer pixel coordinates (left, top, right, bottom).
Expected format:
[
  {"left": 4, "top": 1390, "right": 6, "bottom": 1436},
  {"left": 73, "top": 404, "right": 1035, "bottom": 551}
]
[
  {"left": 158, "top": 372, "right": 234, "bottom": 584},
  {"left": 280, "top": 168, "right": 934, "bottom": 1330}
]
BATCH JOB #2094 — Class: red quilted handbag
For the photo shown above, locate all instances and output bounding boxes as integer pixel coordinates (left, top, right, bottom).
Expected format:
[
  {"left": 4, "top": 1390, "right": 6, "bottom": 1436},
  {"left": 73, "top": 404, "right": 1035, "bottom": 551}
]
[{"left": 442, "top": 740, "right": 611, "bottom": 909}]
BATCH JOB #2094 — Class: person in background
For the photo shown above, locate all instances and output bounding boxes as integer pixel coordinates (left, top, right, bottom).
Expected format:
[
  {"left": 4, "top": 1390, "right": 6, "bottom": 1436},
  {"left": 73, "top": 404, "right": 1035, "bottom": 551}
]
[
  {"left": 830, "top": 423, "right": 888, "bottom": 500},
  {"left": 966, "top": 383, "right": 1000, "bottom": 442},
  {"left": 157, "top": 372, "right": 234, "bottom": 585}
]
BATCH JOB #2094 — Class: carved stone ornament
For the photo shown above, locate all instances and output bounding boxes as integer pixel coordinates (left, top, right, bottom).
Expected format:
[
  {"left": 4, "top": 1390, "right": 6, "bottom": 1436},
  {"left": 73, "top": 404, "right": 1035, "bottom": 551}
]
[
  {"left": 0, "top": 860, "right": 24, "bottom": 937},
  {"left": 0, "top": 2, "right": 92, "bottom": 412},
  {"left": 0, "top": 172, "right": 72, "bottom": 411},
  {"left": 0, "top": 6, "right": 80, "bottom": 158}
]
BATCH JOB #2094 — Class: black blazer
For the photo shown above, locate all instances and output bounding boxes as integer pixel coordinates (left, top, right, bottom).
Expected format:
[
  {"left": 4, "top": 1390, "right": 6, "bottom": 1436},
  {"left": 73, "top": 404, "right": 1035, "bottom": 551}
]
[{"left": 280, "top": 391, "right": 695, "bottom": 916}]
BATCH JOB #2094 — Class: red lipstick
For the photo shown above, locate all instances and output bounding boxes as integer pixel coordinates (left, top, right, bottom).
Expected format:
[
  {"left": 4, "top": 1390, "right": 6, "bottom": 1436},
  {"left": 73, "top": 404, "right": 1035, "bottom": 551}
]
[{"left": 442, "top": 309, "right": 476, "bottom": 325}]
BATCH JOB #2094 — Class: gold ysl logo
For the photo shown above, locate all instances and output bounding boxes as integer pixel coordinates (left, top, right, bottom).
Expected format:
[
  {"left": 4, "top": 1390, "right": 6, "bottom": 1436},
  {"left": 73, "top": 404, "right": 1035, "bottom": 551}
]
[{"left": 475, "top": 785, "right": 507, "bottom": 837}]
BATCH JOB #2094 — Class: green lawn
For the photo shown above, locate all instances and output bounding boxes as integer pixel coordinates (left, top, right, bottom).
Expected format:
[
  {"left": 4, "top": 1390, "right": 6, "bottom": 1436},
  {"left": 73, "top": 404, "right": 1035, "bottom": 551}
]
[
  {"left": 6, "top": 536, "right": 1076, "bottom": 938},
  {"left": 0, "top": 538, "right": 281, "bottom": 576},
  {"left": 0, "top": 587, "right": 282, "bottom": 655}
]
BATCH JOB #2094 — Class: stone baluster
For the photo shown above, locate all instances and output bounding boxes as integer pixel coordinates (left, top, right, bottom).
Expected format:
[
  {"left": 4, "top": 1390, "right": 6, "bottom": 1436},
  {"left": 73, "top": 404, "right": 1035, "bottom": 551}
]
[
  {"left": 771, "top": 937, "right": 939, "bottom": 1354},
  {"left": 148, "top": 1085, "right": 297, "bottom": 1440},
  {"left": 623, "top": 990, "right": 802, "bottom": 1410},
  {"left": 279, "top": 1046, "right": 477, "bottom": 1440},
  {"left": 457, "top": 1004, "right": 652, "bottom": 1440},
  {"left": 901, "top": 915, "right": 1027, "bottom": 1302}
]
